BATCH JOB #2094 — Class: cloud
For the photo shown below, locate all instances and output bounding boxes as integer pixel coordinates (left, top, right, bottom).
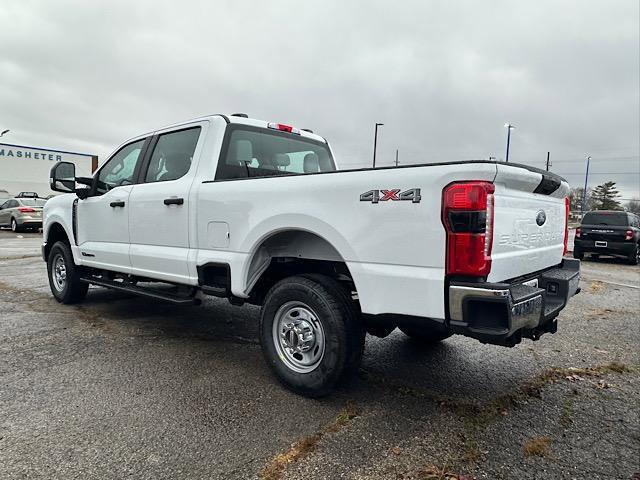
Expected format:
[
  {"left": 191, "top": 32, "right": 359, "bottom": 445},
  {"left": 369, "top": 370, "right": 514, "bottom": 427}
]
[{"left": 1, "top": 0, "right": 638, "bottom": 198}]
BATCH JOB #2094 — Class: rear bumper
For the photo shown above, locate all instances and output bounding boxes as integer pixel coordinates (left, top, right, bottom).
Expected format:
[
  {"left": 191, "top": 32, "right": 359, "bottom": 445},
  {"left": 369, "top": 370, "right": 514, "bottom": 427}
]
[
  {"left": 574, "top": 239, "right": 635, "bottom": 256},
  {"left": 448, "top": 258, "right": 580, "bottom": 346},
  {"left": 18, "top": 220, "right": 42, "bottom": 228}
]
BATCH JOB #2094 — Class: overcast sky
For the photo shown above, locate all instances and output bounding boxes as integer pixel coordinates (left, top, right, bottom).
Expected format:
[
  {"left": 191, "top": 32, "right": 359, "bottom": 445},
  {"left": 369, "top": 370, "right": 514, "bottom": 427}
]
[{"left": 1, "top": 0, "right": 638, "bottom": 200}]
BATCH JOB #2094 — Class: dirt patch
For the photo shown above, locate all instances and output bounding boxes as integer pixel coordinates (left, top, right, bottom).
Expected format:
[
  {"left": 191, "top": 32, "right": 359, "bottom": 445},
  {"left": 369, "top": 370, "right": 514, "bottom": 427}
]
[
  {"left": 523, "top": 436, "right": 552, "bottom": 457},
  {"left": 589, "top": 280, "right": 606, "bottom": 293},
  {"left": 259, "top": 402, "right": 361, "bottom": 480}
]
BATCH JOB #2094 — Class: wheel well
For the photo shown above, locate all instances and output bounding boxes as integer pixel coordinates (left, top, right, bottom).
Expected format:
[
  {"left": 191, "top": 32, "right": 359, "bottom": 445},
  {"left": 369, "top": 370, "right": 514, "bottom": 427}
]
[
  {"left": 44, "top": 223, "right": 70, "bottom": 260},
  {"left": 248, "top": 257, "right": 355, "bottom": 306},
  {"left": 245, "top": 230, "right": 355, "bottom": 306}
]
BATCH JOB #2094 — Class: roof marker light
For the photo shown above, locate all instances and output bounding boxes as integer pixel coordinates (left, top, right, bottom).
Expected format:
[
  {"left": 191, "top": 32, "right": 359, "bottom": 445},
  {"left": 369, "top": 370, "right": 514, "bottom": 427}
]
[{"left": 267, "top": 122, "right": 300, "bottom": 135}]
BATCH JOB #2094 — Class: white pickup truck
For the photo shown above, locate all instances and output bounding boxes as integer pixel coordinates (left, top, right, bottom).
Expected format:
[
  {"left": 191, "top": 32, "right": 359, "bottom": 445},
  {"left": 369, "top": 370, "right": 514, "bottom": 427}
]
[{"left": 43, "top": 113, "right": 580, "bottom": 396}]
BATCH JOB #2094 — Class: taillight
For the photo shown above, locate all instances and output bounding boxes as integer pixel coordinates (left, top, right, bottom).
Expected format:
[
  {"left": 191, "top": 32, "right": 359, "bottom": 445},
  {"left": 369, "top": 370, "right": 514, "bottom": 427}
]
[
  {"left": 18, "top": 207, "right": 36, "bottom": 213},
  {"left": 625, "top": 230, "right": 634, "bottom": 241},
  {"left": 267, "top": 122, "right": 300, "bottom": 135},
  {"left": 563, "top": 197, "right": 569, "bottom": 255},
  {"left": 575, "top": 227, "right": 581, "bottom": 238},
  {"left": 442, "top": 181, "right": 495, "bottom": 277}
]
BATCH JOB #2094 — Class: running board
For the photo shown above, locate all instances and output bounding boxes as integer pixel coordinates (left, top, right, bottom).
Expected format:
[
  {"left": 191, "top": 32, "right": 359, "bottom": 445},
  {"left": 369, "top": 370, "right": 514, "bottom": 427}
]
[{"left": 80, "top": 276, "right": 198, "bottom": 305}]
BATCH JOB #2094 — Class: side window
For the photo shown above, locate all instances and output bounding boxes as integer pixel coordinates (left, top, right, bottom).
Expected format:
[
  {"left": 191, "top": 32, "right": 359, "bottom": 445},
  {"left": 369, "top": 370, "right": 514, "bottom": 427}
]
[
  {"left": 144, "top": 127, "right": 201, "bottom": 183},
  {"left": 95, "top": 140, "right": 145, "bottom": 195},
  {"left": 0, "top": 200, "right": 9, "bottom": 209}
]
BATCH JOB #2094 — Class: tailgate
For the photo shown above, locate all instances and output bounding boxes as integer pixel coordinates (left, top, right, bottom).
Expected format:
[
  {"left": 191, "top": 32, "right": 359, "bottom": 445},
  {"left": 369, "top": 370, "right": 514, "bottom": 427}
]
[{"left": 488, "top": 164, "right": 569, "bottom": 283}]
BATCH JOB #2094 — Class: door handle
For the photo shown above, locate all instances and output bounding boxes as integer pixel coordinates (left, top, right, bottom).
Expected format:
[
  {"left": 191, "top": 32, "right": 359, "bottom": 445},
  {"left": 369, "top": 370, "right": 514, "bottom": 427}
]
[
  {"left": 110, "top": 201, "right": 125, "bottom": 208},
  {"left": 163, "top": 197, "right": 184, "bottom": 206}
]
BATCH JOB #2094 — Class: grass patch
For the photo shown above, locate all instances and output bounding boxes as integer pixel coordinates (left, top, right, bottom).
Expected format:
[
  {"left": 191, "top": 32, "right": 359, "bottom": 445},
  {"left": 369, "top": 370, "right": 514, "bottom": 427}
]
[
  {"left": 523, "top": 436, "right": 552, "bottom": 457},
  {"left": 259, "top": 401, "right": 361, "bottom": 480},
  {"left": 365, "top": 361, "right": 635, "bottom": 472},
  {"left": 589, "top": 280, "right": 606, "bottom": 293},
  {"left": 415, "top": 464, "right": 471, "bottom": 480}
]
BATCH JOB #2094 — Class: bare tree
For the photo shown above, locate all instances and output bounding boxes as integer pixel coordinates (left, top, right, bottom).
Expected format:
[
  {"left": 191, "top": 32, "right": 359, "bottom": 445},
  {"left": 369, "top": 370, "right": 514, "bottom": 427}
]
[
  {"left": 569, "top": 187, "right": 595, "bottom": 212},
  {"left": 625, "top": 198, "right": 640, "bottom": 215}
]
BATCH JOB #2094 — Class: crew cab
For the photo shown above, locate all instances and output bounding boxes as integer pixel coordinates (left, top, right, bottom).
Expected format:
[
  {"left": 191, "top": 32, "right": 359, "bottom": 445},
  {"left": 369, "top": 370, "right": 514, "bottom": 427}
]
[
  {"left": 574, "top": 210, "right": 640, "bottom": 264},
  {"left": 43, "top": 113, "right": 580, "bottom": 396}
]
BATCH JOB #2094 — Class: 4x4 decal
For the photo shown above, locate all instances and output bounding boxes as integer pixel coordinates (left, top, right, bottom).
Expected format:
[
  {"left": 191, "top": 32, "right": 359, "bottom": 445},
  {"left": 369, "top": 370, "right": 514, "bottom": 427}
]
[{"left": 360, "top": 188, "right": 421, "bottom": 204}]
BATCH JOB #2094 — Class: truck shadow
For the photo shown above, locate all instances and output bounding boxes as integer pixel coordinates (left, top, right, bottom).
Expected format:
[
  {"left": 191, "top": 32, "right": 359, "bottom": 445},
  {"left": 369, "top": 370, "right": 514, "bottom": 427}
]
[{"left": 77, "top": 286, "right": 535, "bottom": 404}]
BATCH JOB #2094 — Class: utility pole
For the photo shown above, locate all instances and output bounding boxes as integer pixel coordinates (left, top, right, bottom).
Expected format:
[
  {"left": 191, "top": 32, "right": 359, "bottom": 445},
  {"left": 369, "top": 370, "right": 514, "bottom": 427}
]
[
  {"left": 504, "top": 123, "right": 515, "bottom": 163},
  {"left": 395, "top": 149, "right": 399, "bottom": 167},
  {"left": 372, "top": 123, "right": 383, "bottom": 168},
  {"left": 545, "top": 151, "right": 551, "bottom": 171},
  {"left": 581, "top": 155, "right": 592, "bottom": 214}
]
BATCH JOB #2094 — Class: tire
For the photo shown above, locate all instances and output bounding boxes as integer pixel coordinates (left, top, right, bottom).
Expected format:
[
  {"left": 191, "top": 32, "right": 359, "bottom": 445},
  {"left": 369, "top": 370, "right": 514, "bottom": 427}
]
[
  {"left": 47, "top": 241, "right": 89, "bottom": 304},
  {"left": 629, "top": 244, "right": 640, "bottom": 265},
  {"left": 399, "top": 325, "right": 452, "bottom": 343},
  {"left": 573, "top": 250, "right": 584, "bottom": 260},
  {"left": 260, "top": 274, "right": 364, "bottom": 397},
  {"left": 11, "top": 218, "right": 21, "bottom": 233}
]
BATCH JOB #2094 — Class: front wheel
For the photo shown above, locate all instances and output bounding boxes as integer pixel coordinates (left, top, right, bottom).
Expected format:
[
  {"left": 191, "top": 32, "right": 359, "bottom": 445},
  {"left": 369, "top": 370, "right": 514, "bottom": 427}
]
[
  {"left": 260, "top": 274, "right": 364, "bottom": 397},
  {"left": 47, "top": 241, "right": 89, "bottom": 304}
]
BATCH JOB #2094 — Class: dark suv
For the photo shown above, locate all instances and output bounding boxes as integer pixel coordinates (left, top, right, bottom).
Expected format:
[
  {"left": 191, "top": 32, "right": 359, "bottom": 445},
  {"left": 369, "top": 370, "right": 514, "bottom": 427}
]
[{"left": 574, "top": 210, "right": 640, "bottom": 265}]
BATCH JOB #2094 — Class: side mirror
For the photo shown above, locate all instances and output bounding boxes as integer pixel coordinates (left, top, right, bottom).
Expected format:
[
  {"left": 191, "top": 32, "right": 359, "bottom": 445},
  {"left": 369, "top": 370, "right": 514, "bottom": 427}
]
[{"left": 50, "top": 162, "right": 76, "bottom": 193}]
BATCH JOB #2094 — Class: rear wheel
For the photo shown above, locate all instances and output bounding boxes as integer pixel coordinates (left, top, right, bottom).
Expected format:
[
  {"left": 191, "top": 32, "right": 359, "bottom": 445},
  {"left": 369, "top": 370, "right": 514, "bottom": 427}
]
[
  {"left": 47, "top": 241, "right": 88, "bottom": 304},
  {"left": 11, "top": 218, "right": 20, "bottom": 233},
  {"left": 399, "top": 325, "right": 452, "bottom": 343},
  {"left": 260, "top": 274, "right": 364, "bottom": 397},
  {"left": 629, "top": 243, "right": 640, "bottom": 265}
]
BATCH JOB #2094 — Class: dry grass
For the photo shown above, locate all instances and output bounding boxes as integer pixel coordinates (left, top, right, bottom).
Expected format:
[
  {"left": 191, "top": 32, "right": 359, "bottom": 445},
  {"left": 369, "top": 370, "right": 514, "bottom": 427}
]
[
  {"left": 415, "top": 464, "right": 473, "bottom": 480},
  {"left": 259, "top": 402, "right": 361, "bottom": 480},
  {"left": 589, "top": 280, "right": 606, "bottom": 293},
  {"left": 523, "top": 436, "right": 552, "bottom": 457}
]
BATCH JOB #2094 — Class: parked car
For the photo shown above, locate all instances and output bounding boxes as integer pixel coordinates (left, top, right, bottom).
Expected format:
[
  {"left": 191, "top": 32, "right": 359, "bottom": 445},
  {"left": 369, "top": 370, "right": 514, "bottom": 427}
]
[
  {"left": 15, "top": 191, "right": 40, "bottom": 198},
  {"left": 0, "top": 197, "right": 46, "bottom": 232},
  {"left": 42, "top": 113, "right": 580, "bottom": 397},
  {"left": 574, "top": 210, "right": 640, "bottom": 264}
]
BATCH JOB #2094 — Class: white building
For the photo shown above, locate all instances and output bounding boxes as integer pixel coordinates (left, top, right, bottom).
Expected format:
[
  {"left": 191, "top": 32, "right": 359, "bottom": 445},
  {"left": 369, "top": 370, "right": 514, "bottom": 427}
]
[{"left": 0, "top": 143, "right": 96, "bottom": 197}]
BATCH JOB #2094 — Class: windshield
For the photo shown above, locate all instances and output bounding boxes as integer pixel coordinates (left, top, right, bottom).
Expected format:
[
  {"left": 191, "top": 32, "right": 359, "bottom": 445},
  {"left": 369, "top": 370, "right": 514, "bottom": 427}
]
[
  {"left": 582, "top": 211, "right": 628, "bottom": 226},
  {"left": 216, "top": 126, "right": 335, "bottom": 180},
  {"left": 19, "top": 199, "right": 47, "bottom": 207}
]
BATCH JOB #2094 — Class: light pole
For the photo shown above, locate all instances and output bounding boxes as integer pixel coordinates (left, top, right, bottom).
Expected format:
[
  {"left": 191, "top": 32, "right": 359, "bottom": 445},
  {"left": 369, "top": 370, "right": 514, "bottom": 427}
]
[
  {"left": 581, "top": 155, "right": 592, "bottom": 214},
  {"left": 504, "top": 123, "right": 515, "bottom": 163},
  {"left": 0, "top": 129, "right": 9, "bottom": 138},
  {"left": 372, "top": 123, "right": 383, "bottom": 168}
]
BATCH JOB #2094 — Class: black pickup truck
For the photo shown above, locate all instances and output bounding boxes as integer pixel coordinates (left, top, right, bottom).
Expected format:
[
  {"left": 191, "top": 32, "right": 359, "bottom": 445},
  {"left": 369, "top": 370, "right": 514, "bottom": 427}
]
[{"left": 574, "top": 210, "right": 640, "bottom": 265}]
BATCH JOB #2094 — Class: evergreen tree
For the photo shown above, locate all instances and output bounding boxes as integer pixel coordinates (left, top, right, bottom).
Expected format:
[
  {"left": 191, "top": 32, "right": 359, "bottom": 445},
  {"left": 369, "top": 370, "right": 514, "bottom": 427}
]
[{"left": 591, "top": 181, "right": 622, "bottom": 210}]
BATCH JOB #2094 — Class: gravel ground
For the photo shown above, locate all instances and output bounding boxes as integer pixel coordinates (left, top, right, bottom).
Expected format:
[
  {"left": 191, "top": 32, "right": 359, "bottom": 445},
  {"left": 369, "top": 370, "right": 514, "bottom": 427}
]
[{"left": 0, "top": 242, "right": 638, "bottom": 479}]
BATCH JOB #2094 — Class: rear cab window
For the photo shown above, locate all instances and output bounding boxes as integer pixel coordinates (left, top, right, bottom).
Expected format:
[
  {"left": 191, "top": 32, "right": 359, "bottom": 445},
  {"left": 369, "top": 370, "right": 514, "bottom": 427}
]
[
  {"left": 582, "top": 212, "right": 629, "bottom": 226},
  {"left": 215, "top": 125, "right": 335, "bottom": 180}
]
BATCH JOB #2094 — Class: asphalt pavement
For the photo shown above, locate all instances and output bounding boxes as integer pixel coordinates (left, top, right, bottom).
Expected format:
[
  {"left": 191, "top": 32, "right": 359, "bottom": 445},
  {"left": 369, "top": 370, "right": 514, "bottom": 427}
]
[{"left": 0, "top": 232, "right": 638, "bottom": 479}]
